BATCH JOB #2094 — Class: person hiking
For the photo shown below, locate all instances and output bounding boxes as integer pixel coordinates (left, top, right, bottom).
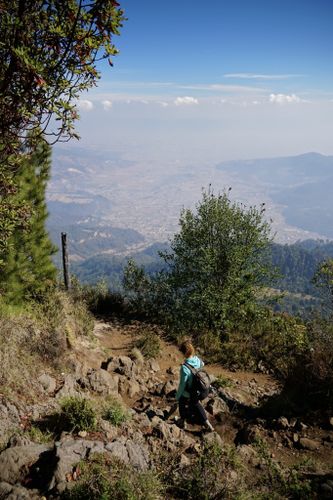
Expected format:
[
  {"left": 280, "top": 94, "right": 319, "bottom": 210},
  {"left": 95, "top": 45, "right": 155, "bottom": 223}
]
[{"left": 176, "top": 340, "right": 214, "bottom": 432}]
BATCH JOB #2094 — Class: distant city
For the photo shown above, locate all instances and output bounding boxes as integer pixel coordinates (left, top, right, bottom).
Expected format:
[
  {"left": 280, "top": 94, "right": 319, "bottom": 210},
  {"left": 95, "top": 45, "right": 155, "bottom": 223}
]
[{"left": 48, "top": 146, "right": 333, "bottom": 265}]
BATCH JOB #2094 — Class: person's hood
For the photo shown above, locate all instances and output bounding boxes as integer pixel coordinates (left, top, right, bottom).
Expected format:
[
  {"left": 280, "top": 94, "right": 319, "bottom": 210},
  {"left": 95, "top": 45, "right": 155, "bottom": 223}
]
[{"left": 184, "top": 355, "right": 202, "bottom": 369}]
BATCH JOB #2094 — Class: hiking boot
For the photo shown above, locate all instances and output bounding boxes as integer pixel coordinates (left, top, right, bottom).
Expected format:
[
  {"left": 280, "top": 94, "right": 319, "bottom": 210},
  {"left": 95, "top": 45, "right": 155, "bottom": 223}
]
[
  {"left": 177, "top": 418, "right": 186, "bottom": 430},
  {"left": 203, "top": 420, "right": 214, "bottom": 432}
]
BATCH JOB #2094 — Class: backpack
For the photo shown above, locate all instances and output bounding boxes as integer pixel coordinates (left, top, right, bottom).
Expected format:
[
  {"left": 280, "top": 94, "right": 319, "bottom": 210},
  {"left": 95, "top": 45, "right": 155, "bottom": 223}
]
[{"left": 184, "top": 361, "right": 211, "bottom": 400}]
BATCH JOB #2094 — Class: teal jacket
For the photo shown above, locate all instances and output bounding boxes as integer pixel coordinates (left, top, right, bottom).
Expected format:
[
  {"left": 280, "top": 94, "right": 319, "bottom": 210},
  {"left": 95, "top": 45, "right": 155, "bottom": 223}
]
[{"left": 176, "top": 355, "right": 203, "bottom": 400}]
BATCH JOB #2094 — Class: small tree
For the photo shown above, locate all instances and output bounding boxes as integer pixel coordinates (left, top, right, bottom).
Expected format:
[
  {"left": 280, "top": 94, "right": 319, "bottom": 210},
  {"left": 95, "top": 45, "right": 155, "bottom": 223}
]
[
  {"left": 1, "top": 134, "right": 57, "bottom": 303},
  {"left": 124, "top": 189, "right": 272, "bottom": 337},
  {"left": 312, "top": 258, "right": 333, "bottom": 314}
]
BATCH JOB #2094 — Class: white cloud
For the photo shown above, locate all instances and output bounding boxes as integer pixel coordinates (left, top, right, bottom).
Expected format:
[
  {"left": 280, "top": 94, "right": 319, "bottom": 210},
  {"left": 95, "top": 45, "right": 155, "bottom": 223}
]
[
  {"left": 158, "top": 101, "right": 169, "bottom": 107},
  {"left": 102, "top": 100, "right": 113, "bottom": 110},
  {"left": 179, "top": 83, "right": 264, "bottom": 93},
  {"left": 224, "top": 73, "right": 304, "bottom": 80},
  {"left": 174, "top": 96, "right": 199, "bottom": 106},
  {"left": 78, "top": 99, "right": 94, "bottom": 111},
  {"left": 269, "top": 93, "right": 302, "bottom": 104}
]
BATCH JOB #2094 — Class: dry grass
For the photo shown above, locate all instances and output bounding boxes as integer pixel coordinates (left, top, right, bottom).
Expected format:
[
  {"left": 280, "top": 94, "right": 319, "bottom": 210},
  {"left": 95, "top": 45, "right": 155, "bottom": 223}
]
[{"left": 0, "top": 290, "right": 94, "bottom": 400}]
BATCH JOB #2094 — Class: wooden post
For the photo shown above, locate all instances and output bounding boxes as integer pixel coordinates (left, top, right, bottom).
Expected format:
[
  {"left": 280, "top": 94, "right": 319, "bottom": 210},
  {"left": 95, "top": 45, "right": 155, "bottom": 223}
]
[{"left": 61, "top": 232, "right": 70, "bottom": 290}]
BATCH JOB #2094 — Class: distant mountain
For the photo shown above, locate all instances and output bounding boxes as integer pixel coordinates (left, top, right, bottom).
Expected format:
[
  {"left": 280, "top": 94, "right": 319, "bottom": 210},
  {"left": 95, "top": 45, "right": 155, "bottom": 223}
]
[
  {"left": 48, "top": 214, "right": 145, "bottom": 265},
  {"left": 217, "top": 152, "right": 333, "bottom": 239},
  {"left": 71, "top": 241, "right": 168, "bottom": 287}
]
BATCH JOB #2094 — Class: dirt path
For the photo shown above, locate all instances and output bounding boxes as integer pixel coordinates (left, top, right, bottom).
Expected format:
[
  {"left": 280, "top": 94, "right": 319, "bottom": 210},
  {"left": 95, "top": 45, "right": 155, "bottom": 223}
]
[
  {"left": 76, "top": 318, "right": 333, "bottom": 475},
  {"left": 75, "top": 318, "right": 280, "bottom": 425}
]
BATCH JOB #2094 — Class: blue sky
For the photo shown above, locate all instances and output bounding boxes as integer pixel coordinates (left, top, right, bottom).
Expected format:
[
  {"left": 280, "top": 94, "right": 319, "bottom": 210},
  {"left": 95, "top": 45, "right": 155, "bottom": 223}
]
[
  {"left": 112, "top": 0, "right": 332, "bottom": 89},
  {"left": 75, "top": 0, "right": 333, "bottom": 161}
]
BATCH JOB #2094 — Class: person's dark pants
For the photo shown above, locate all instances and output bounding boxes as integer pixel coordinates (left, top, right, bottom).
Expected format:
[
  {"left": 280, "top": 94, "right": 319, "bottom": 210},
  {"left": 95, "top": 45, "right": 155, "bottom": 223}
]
[{"left": 178, "top": 395, "right": 207, "bottom": 426}]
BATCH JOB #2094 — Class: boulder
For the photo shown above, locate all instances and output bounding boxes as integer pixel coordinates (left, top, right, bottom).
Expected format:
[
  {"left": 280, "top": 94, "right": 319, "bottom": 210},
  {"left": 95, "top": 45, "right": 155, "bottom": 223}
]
[
  {"left": 147, "top": 359, "right": 160, "bottom": 372},
  {"left": 0, "top": 403, "right": 21, "bottom": 443},
  {"left": 86, "top": 369, "right": 119, "bottom": 395},
  {"left": 146, "top": 407, "right": 165, "bottom": 420},
  {"left": 132, "top": 412, "right": 152, "bottom": 429},
  {"left": 126, "top": 440, "right": 150, "bottom": 470},
  {"left": 153, "top": 421, "right": 194, "bottom": 449},
  {"left": 38, "top": 373, "right": 57, "bottom": 394},
  {"left": 202, "top": 431, "right": 223, "bottom": 447},
  {"left": 0, "top": 443, "right": 50, "bottom": 484},
  {"left": 161, "top": 380, "right": 178, "bottom": 397},
  {"left": 105, "top": 440, "right": 129, "bottom": 463},
  {"left": 0, "top": 482, "right": 40, "bottom": 499},
  {"left": 106, "top": 356, "right": 136, "bottom": 377},
  {"left": 49, "top": 434, "right": 105, "bottom": 490},
  {"left": 299, "top": 438, "right": 320, "bottom": 451},
  {"left": 99, "top": 419, "right": 121, "bottom": 440},
  {"left": 206, "top": 397, "right": 229, "bottom": 416},
  {"left": 56, "top": 375, "right": 81, "bottom": 399},
  {"left": 235, "top": 424, "right": 262, "bottom": 445},
  {"left": 275, "top": 417, "right": 289, "bottom": 430},
  {"left": 118, "top": 378, "right": 140, "bottom": 398},
  {"left": 105, "top": 438, "right": 150, "bottom": 470},
  {"left": 237, "top": 444, "right": 260, "bottom": 466}
]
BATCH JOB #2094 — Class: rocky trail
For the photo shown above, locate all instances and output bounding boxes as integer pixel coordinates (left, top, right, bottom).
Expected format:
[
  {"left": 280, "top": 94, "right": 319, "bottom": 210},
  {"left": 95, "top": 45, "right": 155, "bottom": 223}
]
[{"left": 1, "top": 319, "right": 333, "bottom": 498}]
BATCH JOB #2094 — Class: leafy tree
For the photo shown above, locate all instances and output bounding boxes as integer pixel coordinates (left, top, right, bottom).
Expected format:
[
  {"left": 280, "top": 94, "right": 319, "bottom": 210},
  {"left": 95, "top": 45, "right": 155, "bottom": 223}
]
[
  {"left": 1, "top": 134, "right": 57, "bottom": 303},
  {"left": 124, "top": 189, "right": 272, "bottom": 337},
  {"left": 0, "top": 0, "right": 125, "bottom": 264},
  {"left": 312, "top": 258, "right": 333, "bottom": 313}
]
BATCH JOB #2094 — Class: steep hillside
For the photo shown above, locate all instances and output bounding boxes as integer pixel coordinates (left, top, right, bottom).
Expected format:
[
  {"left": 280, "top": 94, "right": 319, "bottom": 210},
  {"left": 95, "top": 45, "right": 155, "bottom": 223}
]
[{"left": 0, "top": 319, "right": 332, "bottom": 498}]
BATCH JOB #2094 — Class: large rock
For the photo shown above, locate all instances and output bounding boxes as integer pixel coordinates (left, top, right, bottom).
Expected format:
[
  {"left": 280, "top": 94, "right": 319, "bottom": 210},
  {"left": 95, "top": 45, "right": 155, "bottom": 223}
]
[
  {"left": 206, "top": 397, "right": 229, "bottom": 417},
  {"left": 125, "top": 440, "right": 150, "bottom": 470},
  {"left": 85, "top": 368, "right": 119, "bottom": 395},
  {"left": 106, "top": 356, "right": 137, "bottom": 378},
  {"left": 147, "top": 359, "right": 160, "bottom": 372},
  {"left": 118, "top": 378, "right": 141, "bottom": 398},
  {"left": 0, "top": 482, "right": 40, "bottom": 499},
  {"left": 202, "top": 431, "right": 223, "bottom": 447},
  {"left": 161, "top": 380, "right": 178, "bottom": 397},
  {"left": 237, "top": 444, "right": 260, "bottom": 467},
  {"left": 0, "top": 402, "right": 21, "bottom": 443},
  {"left": 235, "top": 424, "right": 262, "bottom": 445},
  {"left": 56, "top": 374, "right": 81, "bottom": 399},
  {"left": 38, "top": 373, "right": 57, "bottom": 394},
  {"left": 153, "top": 421, "right": 194, "bottom": 449},
  {"left": 105, "top": 440, "right": 129, "bottom": 463},
  {"left": 299, "top": 438, "right": 320, "bottom": 451},
  {"left": 49, "top": 434, "right": 105, "bottom": 491},
  {"left": 0, "top": 443, "right": 50, "bottom": 484},
  {"left": 105, "top": 438, "right": 150, "bottom": 470}
]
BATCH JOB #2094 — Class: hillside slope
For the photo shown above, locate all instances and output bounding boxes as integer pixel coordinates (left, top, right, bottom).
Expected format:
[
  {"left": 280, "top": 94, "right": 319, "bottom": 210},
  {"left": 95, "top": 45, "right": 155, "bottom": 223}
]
[{"left": 0, "top": 318, "right": 332, "bottom": 498}]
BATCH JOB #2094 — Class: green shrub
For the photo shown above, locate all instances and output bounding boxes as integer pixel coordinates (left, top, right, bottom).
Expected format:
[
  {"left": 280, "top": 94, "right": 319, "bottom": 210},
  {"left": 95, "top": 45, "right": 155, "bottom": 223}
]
[
  {"left": 70, "top": 277, "right": 126, "bottom": 316},
  {"left": 194, "top": 329, "right": 222, "bottom": 363},
  {"left": 26, "top": 425, "right": 53, "bottom": 444},
  {"left": 135, "top": 330, "right": 161, "bottom": 359},
  {"left": 163, "top": 441, "right": 243, "bottom": 500},
  {"left": 254, "top": 438, "right": 312, "bottom": 499},
  {"left": 102, "top": 398, "right": 129, "bottom": 427},
  {"left": 130, "top": 347, "right": 145, "bottom": 364},
  {"left": 220, "top": 306, "right": 308, "bottom": 377},
  {"left": 212, "top": 374, "right": 233, "bottom": 389},
  {"left": 60, "top": 397, "right": 97, "bottom": 432},
  {"left": 281, "top": 318, "right": 333, "bottom": 413},
  {"left": 62, "top": 454, "right": 163, "bottom": 500}
]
